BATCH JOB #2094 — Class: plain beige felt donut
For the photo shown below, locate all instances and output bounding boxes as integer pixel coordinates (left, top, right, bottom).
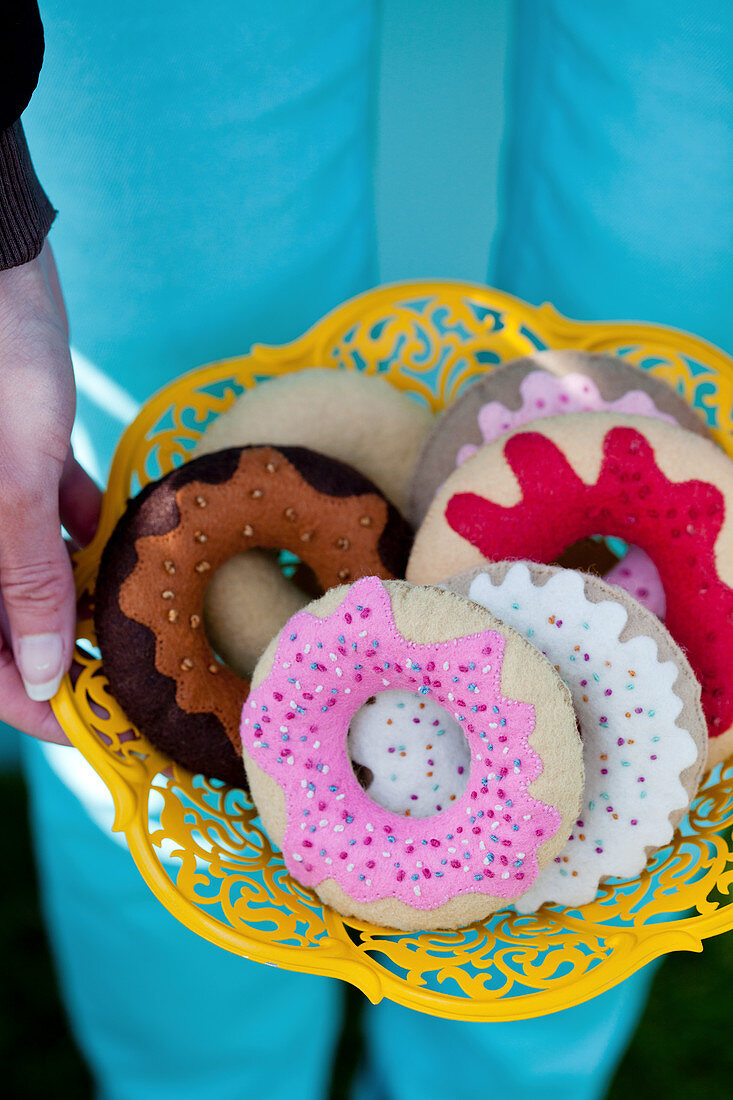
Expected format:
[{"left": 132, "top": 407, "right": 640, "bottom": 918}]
[
  {"left": 194, "top": 368, "right": 433, "bottom": 512},
  {"left": 203, "top": 551, "right": 309, "bottom": 678},
  {"left": 195, "top": 370, "right": 430, "bottom": 677},
  {"left": 242, "top": 580, "right": 583, "bottom": 930}
]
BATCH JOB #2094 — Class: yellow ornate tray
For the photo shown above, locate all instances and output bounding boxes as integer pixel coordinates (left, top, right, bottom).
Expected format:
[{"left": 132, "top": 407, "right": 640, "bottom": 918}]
[{"left": 53, "top": 281, "right": 733, "bottom": 1021}]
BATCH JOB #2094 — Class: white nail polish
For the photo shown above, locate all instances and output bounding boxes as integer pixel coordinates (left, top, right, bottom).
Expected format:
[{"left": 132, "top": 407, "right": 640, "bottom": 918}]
[{"left": 18, "top": 633, "right": 64, "bottom": 702}]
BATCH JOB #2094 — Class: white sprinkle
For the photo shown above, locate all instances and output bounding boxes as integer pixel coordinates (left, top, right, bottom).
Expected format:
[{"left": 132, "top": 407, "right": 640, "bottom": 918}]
[
  {"left": 325, "top": 857, "right": 332, "bottom": 865},
  {"left": 316, "top": 685, "right": 324, "bottom": 693},
  {"left": 479, "top": 841, "right": 486, "bottom": 851},
  {"left": 319, "top": 819, "right": 328, "bottom": 827},
  {"left": 414, "top": 885, "right": 421, "bottom": 896},
  {"left": 283, "top": 662, "right": 291, "bottom": 669},
  {"left": 448, "top": 847, "right": 456, "bottom": 854},
  {"left": 313, "top": 741, "right": 320, "bottom": 749},
  {"left": 502, "top": 871, "right": 510, "bottom": 879},
  {"left": 347, "top": 864, "right": 354, "bottom": 872},
  {"left": 304, "top": 644, "right": 311, "bottom": 654},
  {"left": 365, "top": 823, "right": 374, "bottom": 832},
  {"left": 300, "top": 780, "right": 308, "bottom": 788},
  {"left": 482, "top": 664, "right": 491, "bottom": 674},
  {"left": 443, "top": 662, "right": 450, "bottom": 671},
  {"left": 293, "top": 853, "right": 303, "bottom": 862},
  {"left": 336, "top": 668, "right": 343, "bottom": 677},
  {"left": 359, "top": 630, "right": 368, "bottom": 637},
  {"left": 287, "top": 757, "right": 294, "bottom": 766},
  {"left": 329, "top": 653, "right": 337, "bottom": 662},
  {"left": 280, "top": 725, "right": 288, "bottom": 733},
  {"left": 336, "top": 793, "right": 345, "bottom": 800},
  {"left": 306, "top": 791, "right": 314, "bottom": 799},
  {"left": 322, "top": 764, "right": 329, "bottom": 774},
  {"left": 334, "top": 824, "right": 344, "bottom": 832}
]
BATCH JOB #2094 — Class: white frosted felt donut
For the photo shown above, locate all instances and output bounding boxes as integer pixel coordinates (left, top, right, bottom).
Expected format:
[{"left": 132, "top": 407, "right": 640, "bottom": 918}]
[
  {"left": 445, "top": 561, "right": 707, "bottom": 911},
  {"left": 241, "top": 577, "right": 583, "bottom": 931}
]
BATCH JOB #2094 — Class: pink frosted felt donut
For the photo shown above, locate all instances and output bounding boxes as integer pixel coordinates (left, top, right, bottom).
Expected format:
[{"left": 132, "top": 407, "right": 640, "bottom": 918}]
[
  {"left": 241, "top": 577, "right": 583, "bottom": 931},
  {"left": 407, "top": 412, "right": 733, "bottom": 768}
]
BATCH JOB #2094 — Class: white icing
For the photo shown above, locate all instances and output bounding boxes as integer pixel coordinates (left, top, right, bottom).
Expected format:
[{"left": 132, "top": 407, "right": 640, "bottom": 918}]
[
  {"left": 466, "top": 564, "right": 698, "bottom": 910},
  {"left": 346, "top": 689, "right": 470, "bottom": 817}
]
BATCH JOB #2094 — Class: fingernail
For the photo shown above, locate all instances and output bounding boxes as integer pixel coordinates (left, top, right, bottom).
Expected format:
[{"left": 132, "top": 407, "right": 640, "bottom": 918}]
[{"left": 18, "top": 633, "right": 64, "bottom": 702}]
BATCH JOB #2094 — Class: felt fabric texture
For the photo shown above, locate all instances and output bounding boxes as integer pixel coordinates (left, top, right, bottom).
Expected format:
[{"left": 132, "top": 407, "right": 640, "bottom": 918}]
[
  {"left": 194, "top": 367, "right": 433, "bottom": 512},
  {"left": 347, "top": 689, "right": 471, "bottom": 817},
  {"left": 605, "top": 547, "right": 666, "bottom": 618},
  {"left": 445, "top": 562, "right": 707, "bottom": 911},
  {"left": 407, "top": 350, "right": 709, "bottom": 528},
  {"left": 204, "top": 551, "right": 308, "bottom": 678},
  {"left": 407, "top": 412, "right": 733, "bottom": 766},
  {"left": 243, "top": 577, "right": 583, "bottom": 930},
  {"left": 96, "top": 445, "right": 412, "bottom": 785}
]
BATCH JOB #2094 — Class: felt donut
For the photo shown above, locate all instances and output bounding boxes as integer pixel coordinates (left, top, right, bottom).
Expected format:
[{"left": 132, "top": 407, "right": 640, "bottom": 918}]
[
  {"left": 195, "top": 368, "right": 433, "bottom": 512},
  {"left": 203, "top": 550, "right": 309, "bottom": 679},
  {"left": 444, "top": 561, "right": 707, "bottom": 911},
  {"left": 241, "top": 576, "right": 583, "bottom": 931},
  {"left": 95, "top": 445, "right": 413, "bottom": 786},
  {"left": 194, "top": 368, "right": 432, "bottom": 678},
  {"left": 406, "top": 412, "right": 733, "bottom": 767},
  {"left": 407, "top": 350, "right": 708, "bottom": 615}
]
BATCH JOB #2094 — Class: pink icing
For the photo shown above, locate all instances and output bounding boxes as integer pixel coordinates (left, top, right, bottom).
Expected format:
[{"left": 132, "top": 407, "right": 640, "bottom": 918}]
[
  {"left": 605, "top": 545, "right": 667, "bottom": 618},
  {"left": 455, "top": 370, "right": 672, "bottom": 617},
  {"left": 455, "top": 371, "right": 676, "bottom": 465},
  {"left": 241, "top": 577, "right": 561, "bottom": 909}
]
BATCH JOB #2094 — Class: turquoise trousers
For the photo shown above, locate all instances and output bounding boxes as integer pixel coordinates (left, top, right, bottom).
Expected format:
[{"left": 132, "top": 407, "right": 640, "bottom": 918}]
[{"left": 18, "top": 2, "right": 733, "bottom": 1097}]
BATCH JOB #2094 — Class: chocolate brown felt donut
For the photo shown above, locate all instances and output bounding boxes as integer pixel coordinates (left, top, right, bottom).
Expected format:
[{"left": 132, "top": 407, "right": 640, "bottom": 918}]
[{"left": 95, "top": 445, "right": 413, "bottom": 785}]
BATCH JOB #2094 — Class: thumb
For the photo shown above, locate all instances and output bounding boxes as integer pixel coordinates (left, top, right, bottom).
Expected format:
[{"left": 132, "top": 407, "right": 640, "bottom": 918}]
[{"left": 1, "top": 462, "right": 76, "bottom": 701}]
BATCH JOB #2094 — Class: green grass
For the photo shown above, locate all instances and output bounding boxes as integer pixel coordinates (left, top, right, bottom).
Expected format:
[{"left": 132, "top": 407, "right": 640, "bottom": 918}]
[{"left": 3, "top": 768, "right": 733, "bottom": 1099}]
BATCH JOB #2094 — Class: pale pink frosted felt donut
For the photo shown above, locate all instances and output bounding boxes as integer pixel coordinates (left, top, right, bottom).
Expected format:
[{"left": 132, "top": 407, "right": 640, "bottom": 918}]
[
  {"left": 406, "top": 411, "right": 733, "bottom": 769},
  {"left": 241, "top": 577, "right": 583, "bottom": 931},
  {"left": 444, "top": 561, "right": 707, "bottom": 912},
  {"left": 407, "top": 350, "right": 709, "bottom": 616}
]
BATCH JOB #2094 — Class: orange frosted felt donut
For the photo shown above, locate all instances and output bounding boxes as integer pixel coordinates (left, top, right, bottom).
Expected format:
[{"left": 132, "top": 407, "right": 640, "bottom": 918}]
[
  {"left": 407, "top": 412, "right": 733, "bottom": 767},
  {"left": 95, "top": 445, "right": 413, "bottom": 785}
]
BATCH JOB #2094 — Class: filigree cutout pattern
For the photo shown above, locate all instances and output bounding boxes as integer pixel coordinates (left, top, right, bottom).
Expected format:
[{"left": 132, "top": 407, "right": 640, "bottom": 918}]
[{"left": 56, "top": 281, "right": 733, "bottom": 1021}]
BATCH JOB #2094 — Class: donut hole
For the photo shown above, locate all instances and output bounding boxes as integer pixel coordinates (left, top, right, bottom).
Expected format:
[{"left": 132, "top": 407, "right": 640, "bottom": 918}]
[
  {"left": 346, "top": 689, "right": 470, "bottom": 818},
  {"left": 202, "top": 549, "right": 323, "bottom": 679},
  {"left": 553, "top": 536, "right": 620, "bottom": 576},
  {"left": 553, "top": 536, "right": 665, "bottom": 616}
]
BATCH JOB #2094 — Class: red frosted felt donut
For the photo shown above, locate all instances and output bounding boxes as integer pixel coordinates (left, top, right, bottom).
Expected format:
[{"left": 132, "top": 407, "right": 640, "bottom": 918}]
[{"left": 406, "top": 412, "right": 733, "bottom": 767}]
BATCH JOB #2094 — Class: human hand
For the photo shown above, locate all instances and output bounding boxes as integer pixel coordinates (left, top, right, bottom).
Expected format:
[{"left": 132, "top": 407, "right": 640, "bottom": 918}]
[{"left": 0, "top": 242, "right": 101, "bottom": 743}]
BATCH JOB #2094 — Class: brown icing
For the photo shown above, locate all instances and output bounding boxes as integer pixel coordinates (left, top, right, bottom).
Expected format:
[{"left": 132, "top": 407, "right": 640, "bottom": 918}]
[{"left": 119, "top": 446, "right": 397, "bottom": 751}]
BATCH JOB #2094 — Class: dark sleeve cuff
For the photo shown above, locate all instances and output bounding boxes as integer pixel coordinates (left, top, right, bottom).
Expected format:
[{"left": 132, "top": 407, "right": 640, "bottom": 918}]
[{"left": 0, "top": 118, "right": 55, "bottom": 269}]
